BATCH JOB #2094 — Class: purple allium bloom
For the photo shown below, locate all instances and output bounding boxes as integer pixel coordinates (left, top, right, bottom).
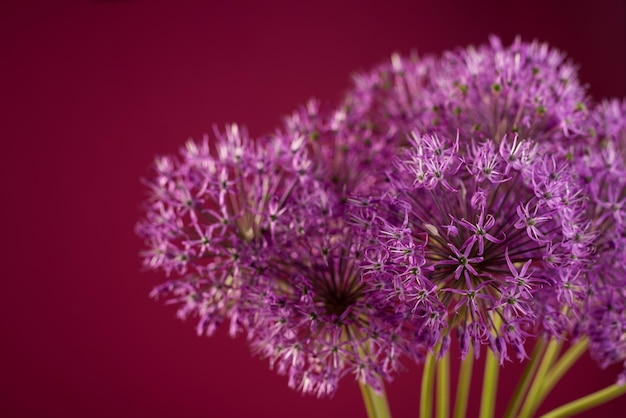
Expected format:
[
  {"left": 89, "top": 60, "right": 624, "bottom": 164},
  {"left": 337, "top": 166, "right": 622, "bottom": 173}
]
[
  {"left": 244, "top": 180, "right": 422, "bottom": 397},
  {"left": 345, "top": 36, "right": 589, "bottom": 147},
  {"left": 570, "top": 99, "right": 626, "bottom": 384},
  {"left": 136, "top": 35, "right": 626, "bottom": 400},
  {"left": 345, "top": 52, "right": 438, "bottom": 144},
  {"left": 350, "top": 131, "right": 592, "bottom": 362},
  {"left": 136, "top": 125, "right": 315, "bottom": 337},
  {"left": 339, "top": 36, "right": 604, "bottom": 365},
  {"left": 137, "top": 125, "right": 421, "bottom": 397},
  {"left": 280, "top": 99, "right": 398, "bottom": 198},
  {"left": 429, "top": 36, "right": 589, "bottom": 141}
]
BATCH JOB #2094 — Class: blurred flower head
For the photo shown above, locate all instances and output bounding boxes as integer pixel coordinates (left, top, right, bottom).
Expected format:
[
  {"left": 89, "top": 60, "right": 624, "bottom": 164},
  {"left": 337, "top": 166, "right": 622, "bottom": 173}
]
[
  {"left": 136, "top": 125, "right": 314, "bottom": 337},
  {"left": 569, "top": 99, "right": 626, "bottom": 383},
  {"left": 345, "top": 36, "right": 590, "bottom": 147},
  {"left": 137, "top": 125, "right": 421, "bottom": 396}
]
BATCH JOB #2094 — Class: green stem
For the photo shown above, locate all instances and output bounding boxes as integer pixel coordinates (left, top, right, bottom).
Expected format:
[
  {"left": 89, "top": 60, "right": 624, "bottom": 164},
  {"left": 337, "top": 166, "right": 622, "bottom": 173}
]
[
  {"left": 539, "top": 339, "right": 589, "bottom": 402},
  {"left": 518, "top": 337, "right": 561, "bottom": 418},
  {"left": 479, "top": 342, "right": 501, "bottom": 418},
  {"left": 359, "top": 381, "right": 392, "bottom": 418},
  {"left": 539, "top": 383, "right": 626, "bottom": 418},
  {"left": 453, "top": 344, "right": 474, "bottom": 418},
  {"left": 437, "top": 349, "right": 450, "bottom": 418},
  {"left": 504, "top": 338, "right": 548, "bottom": 418},
  {"left": 421, "top": 351, "right": 437, "bottom": 418}
]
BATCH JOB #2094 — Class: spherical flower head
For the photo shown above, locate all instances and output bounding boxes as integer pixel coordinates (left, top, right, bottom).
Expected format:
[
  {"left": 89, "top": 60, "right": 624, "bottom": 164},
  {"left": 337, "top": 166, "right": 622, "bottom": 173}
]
[
  {"left": 343, "top": 51, "right": 438, "bottom": 142},
  {"left": 136, "top": 125, "right": 315, "bottom": 337},
  {"left": 345, "top": 36, "right": 590, "bottom": 150},
  {"left": 280, "top": 90, "right": 416, "bottom": 199},
  {"left": 350, "top": 131, "right": 592, "bottom": 363},
  {"left": 591, "top": 99, "right": 626, "bottom": 142},
  {"left": 245, "top": 181, "right": 423, "bottom": 397},
  {"left": 427, "top": 36, "right": 590, "bottom": 142},
  {"left": 570, "top": 99, "right": 626, "bottom": 383}
]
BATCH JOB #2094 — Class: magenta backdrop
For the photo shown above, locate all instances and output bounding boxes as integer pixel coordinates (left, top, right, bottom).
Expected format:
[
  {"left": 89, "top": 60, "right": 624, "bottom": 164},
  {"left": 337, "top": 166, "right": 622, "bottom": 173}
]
[{"left": 2, "top": 1, "right": 625, "bottom": 417}]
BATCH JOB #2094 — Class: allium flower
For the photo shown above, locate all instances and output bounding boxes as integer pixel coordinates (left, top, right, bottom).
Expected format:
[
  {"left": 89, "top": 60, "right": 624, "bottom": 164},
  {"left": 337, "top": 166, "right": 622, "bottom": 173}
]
[
  {"left": 344, "top": 36, "right": 590, "bottom": 148},
  {"left": 280, "top": 95, "right": 402, "bottom": 198},
  {"left": 350, "top": 131, "right": 593, "bottom": 362},
  {"left": 136, "top": 35, "right": 626, "bottom": 416},
  {"left": 344, "top": 51, "right": 437, "bottom": 144},
  {"left": 136, "top": 125, "right": 315, "bottom": 337},
  {"left": 137, "top": 124, "right": 421, "bottom": 397},
  {"left": 243, "top": 174, "right": 422, "bottom": 397},
  {"left": 429, "top": 36, "right": 590, "bottom": 141},
  {"left": 570, "top": 99, "right": 626, "bottom": 383}
]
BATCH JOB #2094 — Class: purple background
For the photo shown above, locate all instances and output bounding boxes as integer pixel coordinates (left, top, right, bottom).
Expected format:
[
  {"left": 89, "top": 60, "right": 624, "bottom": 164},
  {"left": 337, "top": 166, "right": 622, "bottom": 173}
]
[{"left": 2, "top": 1, "right": 625, "bottom": 417}]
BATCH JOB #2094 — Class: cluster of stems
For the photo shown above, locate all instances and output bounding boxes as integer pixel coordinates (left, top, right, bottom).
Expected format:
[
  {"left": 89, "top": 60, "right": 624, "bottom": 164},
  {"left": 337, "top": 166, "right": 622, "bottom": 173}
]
[{"left": 361, "top": 320, "right": 626, "bottom": 418}]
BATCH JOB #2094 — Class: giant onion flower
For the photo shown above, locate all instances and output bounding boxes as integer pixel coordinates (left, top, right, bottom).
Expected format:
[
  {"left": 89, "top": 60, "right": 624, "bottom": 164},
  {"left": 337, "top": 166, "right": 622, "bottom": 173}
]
[
  {"left": 570, "top": 99, "right": 626, "bottom": 384},
  {"left": 136, "top": 125, "right": 314, "bottom": 337},
  {"left": 350, "top": 131, "right": 593, "bottom": 362},
  {"left": 137, "top": 124, "right": 421, "bottom": 397}
]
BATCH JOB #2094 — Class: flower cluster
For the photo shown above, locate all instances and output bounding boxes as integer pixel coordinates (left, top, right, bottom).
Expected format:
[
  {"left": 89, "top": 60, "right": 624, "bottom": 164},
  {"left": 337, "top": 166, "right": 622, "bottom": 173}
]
[
  {"left": 568, "top": 99, "right": 626, "bottom": 383},
  {"left": 245, "top": 181, "right": 422, "bottom": 396},
  {"left": 136, "top": 125, "right": 313, "bottom": 337},
  {"left": 429, "top": 36, "right": 589, "bottom": 141},
  {"left": 137, "top": 124, "right": 420, "bottom": 396},
  {"left": 346, "top": 36, "right": 589, "bottom": 145},
  {"left": 350, "top": 131, "right": 591, "bottom": 363},
  {"left": 137, "top": 36, "right": 626, "bottom": 397},
  {"left": 279, "top": 97, "right": 398, "bottom": 199}
]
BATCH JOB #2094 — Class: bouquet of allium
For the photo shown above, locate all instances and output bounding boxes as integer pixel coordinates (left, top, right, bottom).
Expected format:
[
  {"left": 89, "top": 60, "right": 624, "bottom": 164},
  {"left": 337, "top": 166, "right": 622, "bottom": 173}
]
[{"left": 137, "top": 37, "right": 626, "bottom": 417}]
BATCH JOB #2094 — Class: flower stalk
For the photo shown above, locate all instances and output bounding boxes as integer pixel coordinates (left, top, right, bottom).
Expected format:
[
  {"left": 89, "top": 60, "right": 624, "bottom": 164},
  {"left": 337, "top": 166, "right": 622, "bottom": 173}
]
[
  {"left": 504, "top": 338, "right": 548, "bottom": 418},
  {"left": 518, "top": 338, "right": 563, "bottom": 418},
  {"left": 538, "top": 339, "right": 590, "bottom": 405},
  {"left": 539, "top": 383, "right": 626, "bottom": 418},
  {"left": 360, "top": 382, "right": 392, "bottom": 418},
  {"left": 480, "top": 316, "right": 502, "bottom": 418},
  {"left": 421, "top": 351, "right": 437, "bottom": 418},
  {"left": 479, "top": 348, "right": 500, "bottom": 418},
  {"left": 453, "top": 345, "right": 474, "bottom": 418},
  {"left": 436, "top": 348, "right": 450, "bottom": 418}
]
